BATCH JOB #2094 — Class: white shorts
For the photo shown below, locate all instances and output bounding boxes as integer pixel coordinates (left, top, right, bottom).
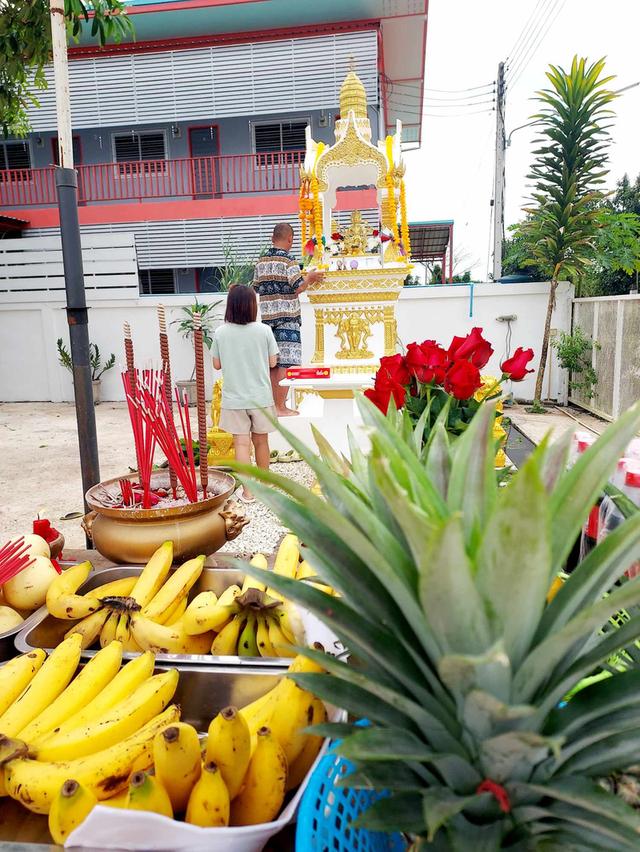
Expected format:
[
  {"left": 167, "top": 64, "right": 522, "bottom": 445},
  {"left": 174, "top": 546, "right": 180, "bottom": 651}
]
[{"left": 219, "top": 407, "right": 276, "bottom": 436}]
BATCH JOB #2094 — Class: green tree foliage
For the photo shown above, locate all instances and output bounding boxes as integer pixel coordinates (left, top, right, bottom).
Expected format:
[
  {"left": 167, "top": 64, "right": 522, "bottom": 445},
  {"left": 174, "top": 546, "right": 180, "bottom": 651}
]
[
  {"left": 585, "top": 174, "right": 640, "bottom": 295},
  {"left": 514, "top": 56, "right": 618, "bottom": 402},
  {"left": 0, "top": 0, "right": 133, "bottom": 136}
]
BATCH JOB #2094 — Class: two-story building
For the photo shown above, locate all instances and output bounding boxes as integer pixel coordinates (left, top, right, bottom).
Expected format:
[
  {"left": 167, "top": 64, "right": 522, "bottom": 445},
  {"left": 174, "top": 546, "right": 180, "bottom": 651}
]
[{"left": 0, "top": 0, "right": 429, "bottom": 296}]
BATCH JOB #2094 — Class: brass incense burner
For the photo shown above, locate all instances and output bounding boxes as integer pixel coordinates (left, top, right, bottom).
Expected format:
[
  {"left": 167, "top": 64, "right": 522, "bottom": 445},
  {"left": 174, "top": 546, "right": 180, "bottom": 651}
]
[{"left": 83, "top": 470, "right": 248, "bottom": 564}]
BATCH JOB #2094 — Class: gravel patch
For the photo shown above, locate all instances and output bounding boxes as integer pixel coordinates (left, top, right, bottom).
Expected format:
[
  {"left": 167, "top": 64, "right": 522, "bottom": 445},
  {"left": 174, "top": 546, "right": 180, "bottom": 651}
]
[{"left": 218, "top": 461, "right": 315, "bottom": 557}]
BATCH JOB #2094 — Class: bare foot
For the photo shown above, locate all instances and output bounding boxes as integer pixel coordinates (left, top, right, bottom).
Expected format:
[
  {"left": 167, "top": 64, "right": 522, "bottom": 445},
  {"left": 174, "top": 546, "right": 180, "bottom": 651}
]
[{"left": 276, "top": 407, "right": 300, "bottom": 417}]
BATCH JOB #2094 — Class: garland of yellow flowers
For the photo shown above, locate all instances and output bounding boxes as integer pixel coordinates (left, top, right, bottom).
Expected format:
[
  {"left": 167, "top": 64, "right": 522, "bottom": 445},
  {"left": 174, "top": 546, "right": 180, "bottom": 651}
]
[
  {"left": 298, "top": 178, "right": 313, "bottom": 255},
  {"left": 310, "top": 142, "right": 325, "bottom": 261},
  {"left": 385, "top": 136, "right": 399, "bottom": 244},
  {"left": 399, "top": 177, "right": 411, "bottom": 257}
]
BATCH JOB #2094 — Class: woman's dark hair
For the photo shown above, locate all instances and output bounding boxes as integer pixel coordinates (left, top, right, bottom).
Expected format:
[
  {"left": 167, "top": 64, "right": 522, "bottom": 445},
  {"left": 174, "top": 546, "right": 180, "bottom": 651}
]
[{"left": 224, "top": 284, "right": 257, "bottom": 325}]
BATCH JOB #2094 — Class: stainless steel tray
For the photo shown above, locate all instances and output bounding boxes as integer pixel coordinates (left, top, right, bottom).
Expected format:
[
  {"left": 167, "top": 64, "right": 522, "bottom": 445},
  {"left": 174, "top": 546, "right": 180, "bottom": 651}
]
[
  {"left": 14, "top": 566, "right": 295, "bottom": 668},
  {"left": 0, "top": 665, "right": 287, "bottom": 848}
]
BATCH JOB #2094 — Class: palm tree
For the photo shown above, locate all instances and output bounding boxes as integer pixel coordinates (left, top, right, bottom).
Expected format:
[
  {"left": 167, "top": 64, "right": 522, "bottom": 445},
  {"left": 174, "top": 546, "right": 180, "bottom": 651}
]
[{"left": 519, "top": 56, "right": 617, "bottom": 403}]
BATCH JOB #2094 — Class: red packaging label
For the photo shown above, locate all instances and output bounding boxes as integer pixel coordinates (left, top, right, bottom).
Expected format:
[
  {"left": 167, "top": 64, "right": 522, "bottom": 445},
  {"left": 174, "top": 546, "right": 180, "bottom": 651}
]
[
  {"left": 285, "top": 368, "right": 331, "bottom": 379},
  {"left": 586, "top": 505, "right": 600, "bottom": 540}
]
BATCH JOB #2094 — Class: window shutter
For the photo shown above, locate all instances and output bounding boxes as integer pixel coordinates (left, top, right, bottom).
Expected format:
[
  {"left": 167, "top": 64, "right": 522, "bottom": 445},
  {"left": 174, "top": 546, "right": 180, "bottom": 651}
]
[
  {"left": 139, "top": 269, "right": 176, "bottom": 295},
  {"left": 254, "top": 124, "right": 282, "bottom": 153},
  {"left": 2, "top": 142, "right": 31, "bottom": 170},
  {"left": 139, "top": 133, "right": 166, "bottom": 161},
  {"left": 281, "top": 121, "right": 307, "bottom": 151},
  {"left": 114, "top": 135, "right": 140, "bottom": 162}
]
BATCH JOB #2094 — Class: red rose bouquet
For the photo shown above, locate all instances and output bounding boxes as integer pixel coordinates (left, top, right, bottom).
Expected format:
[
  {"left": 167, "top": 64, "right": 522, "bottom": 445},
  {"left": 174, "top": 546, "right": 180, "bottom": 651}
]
[{"left": 364, "top": 328, "right": 534, "bottom": 439}]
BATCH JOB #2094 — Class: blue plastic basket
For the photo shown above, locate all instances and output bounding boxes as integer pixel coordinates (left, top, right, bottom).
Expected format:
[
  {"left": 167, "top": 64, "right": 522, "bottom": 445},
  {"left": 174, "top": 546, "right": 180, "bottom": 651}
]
[{"left": 295, "top": 742, "right": 407, "bottom": 852}]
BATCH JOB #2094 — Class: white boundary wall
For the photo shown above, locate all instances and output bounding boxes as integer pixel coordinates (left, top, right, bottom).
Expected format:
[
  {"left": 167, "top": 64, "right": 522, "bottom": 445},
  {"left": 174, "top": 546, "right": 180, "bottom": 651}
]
[{"left": 0, "top": 280, "right": 572, "bottom": 403}]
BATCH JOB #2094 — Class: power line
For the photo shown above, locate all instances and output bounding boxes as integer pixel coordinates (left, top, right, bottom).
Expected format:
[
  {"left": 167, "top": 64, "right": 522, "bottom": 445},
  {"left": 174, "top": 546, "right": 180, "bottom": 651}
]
[
  {"left": 422, "top": 108, "right": 496, "bottom": 119},
  {"left": 507, "top": 0, "right": 567, "bottom": 89},
  {"left": 506, "top": 0, "right": 558, "bottom": 84},
  {"left": 424, "top": 82, "right": 495, "bottom": 94},
  {"left": 506, "top": 0, "right": 553, "bottom": 68}
]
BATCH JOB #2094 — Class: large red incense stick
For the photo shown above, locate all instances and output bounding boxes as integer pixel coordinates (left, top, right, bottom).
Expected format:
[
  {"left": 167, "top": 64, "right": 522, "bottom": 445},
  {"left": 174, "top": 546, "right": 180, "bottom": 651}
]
[
  {"left": 123, "top": 322, "right": 144, "bottom": 486},
  {"left": 157, "top": 305, "right": 178, "bottom": 498},
  {"left": 122, "top": 368, "right": 159, "bottom": 508},
  {"left": 193, "top": 312, "right": 209, "bottom": 496},
  {"left": 0, "top": 536, "right": 34, "bottom": 586}
]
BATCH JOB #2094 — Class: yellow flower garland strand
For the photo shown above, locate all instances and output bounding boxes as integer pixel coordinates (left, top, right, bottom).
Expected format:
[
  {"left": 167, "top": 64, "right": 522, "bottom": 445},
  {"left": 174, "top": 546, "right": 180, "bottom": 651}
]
[
  {"left": 385, "top": 136, "right": 399, "bottom": 244},
  {"left": 399, "top": 178, "right": 411, "bottom": 257}
]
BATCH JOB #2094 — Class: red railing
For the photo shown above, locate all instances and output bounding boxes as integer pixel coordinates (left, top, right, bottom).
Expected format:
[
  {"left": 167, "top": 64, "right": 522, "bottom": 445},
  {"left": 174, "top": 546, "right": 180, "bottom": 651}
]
[{"left": 0, "top": 150, "right": 303, "bottom": 207}]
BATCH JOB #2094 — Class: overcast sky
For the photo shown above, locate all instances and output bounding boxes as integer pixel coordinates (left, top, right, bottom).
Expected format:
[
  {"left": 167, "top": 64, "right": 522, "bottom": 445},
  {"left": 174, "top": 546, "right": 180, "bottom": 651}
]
[{"left": 403, "top": 0, "right": 640, "bottom": 280}]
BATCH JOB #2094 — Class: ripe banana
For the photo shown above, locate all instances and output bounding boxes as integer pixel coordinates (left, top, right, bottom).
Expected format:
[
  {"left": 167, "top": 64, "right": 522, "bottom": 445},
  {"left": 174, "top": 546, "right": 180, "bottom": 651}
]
[
  {"left": 0, "top": 634, "right": 82, "bottom": 737},
  {"left": 297, "top": 560, "right": 334, "bottom": 595},
  {"left": 264, "top": 682, "right": 316, "bottom": 765},
  {"left": 99, "top": 611, "right": 120, "bottom": 648},
  {"left": 46, "top": 561, "right": 101, "bottom": 620},
  {"left": 230, "top": 727, "right": 287, "bottom": 826},
  {"left": 153, "top": 723, "right": 201, "bottom": 813},
  {"left": 5, "top": 704, "right": 180, "bottom": 814},
  {"left": 185, "top": 761, "right": 230, "bottom": 827},
  {"left": 64, "top": 608, "right": 110, "bottom": 650},
  {"left": 210, "top": 614, "right": 244, "bottom": 656},
  {"left": 286, "top": 697, "right": 327, "bottom": 790},
  {"left": 129, "top": 541, "right": 174, "bottom": 607},
  {"left": 18, "top": 641, "right": 123, "bottom": 744},
  {"left": 241, "top": 554, "right": 268, "bottom": 593},
  {"left": 165, "top": 595, "right": 188, "bottom": 625},
  {"left": 30, "top": 651, "right": 156, "bottom": 752},
  {"left": 183, "top": 585, "right": 240, "bottom": 635},
  {"left": 100, "top": 790, "right": 128, "bottom": 808},
  {"left": 273, "top": 533, "right": 300, "bottom": 578},
  {"left": 91, "top": 576, "right": 137, "bottom": 599},
  {"left": 238, "top": 614, "right": 259, "bottom": 657},
  {"left": 273, "top": 605, "right": 297, "bottom": 644},
  {"left": 256, "top": 615, "right": 277, "bottom": 657},
  {"left": 129, "top": 613, "right": 213, "bottom": 655},
  {"left": 113, "top": 613, "right": 142, "bottom": 653},
  {"left": 48, "top": 779, "right": 97, "bottom": 845},
  {"left": 142, "top": 555, "right": 205, "bottom": 623},
  {"left": 0, "top": 650, "right": 46, "bottom": 716},
  {"left": 33, "top": 669, "right": 179, "bottom": 762},
  {"left": 206, "top": 706, "right": 250, "bottom": 800},
  {"left": 266, "top": 616, "right": 292, "bottom": 657},
  {"left": 126, "top": 769, "right": 173, "bottom": 818}
]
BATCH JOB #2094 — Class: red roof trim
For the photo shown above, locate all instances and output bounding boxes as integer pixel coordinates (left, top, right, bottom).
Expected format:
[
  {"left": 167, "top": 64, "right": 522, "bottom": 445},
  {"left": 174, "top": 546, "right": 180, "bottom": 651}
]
[{"left": 125, "top": 0, "right": 264, "bottom": 14}]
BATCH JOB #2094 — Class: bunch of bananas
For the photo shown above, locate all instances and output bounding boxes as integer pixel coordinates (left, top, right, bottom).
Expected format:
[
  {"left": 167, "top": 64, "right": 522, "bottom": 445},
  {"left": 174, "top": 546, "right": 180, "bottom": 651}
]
[
  {"left": 0, "top": 637, "right": 180, "bottom": 820},
  {"left": 0, "top": 642, "right": 326, "bottom": 840}
]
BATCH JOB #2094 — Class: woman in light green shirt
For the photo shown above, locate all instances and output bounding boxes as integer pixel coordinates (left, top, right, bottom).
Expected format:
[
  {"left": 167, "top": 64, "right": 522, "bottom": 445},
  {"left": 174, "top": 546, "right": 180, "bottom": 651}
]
[{"left": 211, "top": 285, "right": 279, "bottom": 503}]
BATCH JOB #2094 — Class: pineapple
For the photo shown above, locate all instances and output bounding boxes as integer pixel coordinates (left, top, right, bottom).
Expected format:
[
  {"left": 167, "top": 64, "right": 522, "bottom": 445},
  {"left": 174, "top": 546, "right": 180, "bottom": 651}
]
[{"left": 236, "top": 397, "right": 640, "bottom": 849}]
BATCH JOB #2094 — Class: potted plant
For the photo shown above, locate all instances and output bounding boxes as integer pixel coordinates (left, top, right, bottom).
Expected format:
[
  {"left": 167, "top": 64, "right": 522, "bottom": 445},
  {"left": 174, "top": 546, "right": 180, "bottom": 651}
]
[
  {"left": 239, "top": 396, "right": 640, "bottom": 848},
  {"left": 56, "top": 338, "right": 115, "bottom": 405},
  {"left": 171, "top": 300, "right": 222, "bottom": 405}
]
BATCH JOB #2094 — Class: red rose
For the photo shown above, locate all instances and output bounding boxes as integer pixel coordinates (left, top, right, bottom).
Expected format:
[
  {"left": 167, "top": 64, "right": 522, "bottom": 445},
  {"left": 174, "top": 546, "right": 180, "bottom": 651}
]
[
  {"left": 364, "top": 372, "right": 406, "bottom": 413},
  {"left": 444, "top": 359, "right": 482, "bottom": 400},
  {"left": 447, "top": 327, "right": 494, "bottom": 368},
  {"left": 419, "top": 340, "right": 449, "bottom": 383},
  {"left": 501, "top": 347, "right": 534, "bottom": 381},
  {"left": 405, "top": 342, "right": 446, "bottom": 384},
  {"left": 378, "top": 353, "right": 411, "bottom": 386}
]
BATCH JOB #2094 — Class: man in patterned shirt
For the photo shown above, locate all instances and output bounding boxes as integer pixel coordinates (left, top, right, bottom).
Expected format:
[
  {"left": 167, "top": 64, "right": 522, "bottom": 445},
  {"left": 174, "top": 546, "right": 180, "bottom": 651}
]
[{"left": 253, "top": 223, "right": 323, "bottom": 416}]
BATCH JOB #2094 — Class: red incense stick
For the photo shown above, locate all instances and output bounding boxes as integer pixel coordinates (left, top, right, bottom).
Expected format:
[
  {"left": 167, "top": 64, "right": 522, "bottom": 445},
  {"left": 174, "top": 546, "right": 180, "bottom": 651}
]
[
  {"left": 0, "top": 536, "right": 35, "bottom": 585},
  {"left": 193, "top": 312, "right": 209, "bottom": 496},
  {"left": 157, "top": 305, "right": 178, "bottom": 498}
]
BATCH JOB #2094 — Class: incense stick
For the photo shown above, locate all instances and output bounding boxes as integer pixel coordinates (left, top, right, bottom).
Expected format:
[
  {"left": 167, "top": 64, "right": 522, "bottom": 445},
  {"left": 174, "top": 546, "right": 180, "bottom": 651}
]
[
  {"left": 123, "top": 322, "right": 146, "bottom": 489},
  {"left": 157, "top": 305, "right": 178, "bottom": 498},
  {"left": 193, "top": 312, "right": 209, "bottom": 496}
]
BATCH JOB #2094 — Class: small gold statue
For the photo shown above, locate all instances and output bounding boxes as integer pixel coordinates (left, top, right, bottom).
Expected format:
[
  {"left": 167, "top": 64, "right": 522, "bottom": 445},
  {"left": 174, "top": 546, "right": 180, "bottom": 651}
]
[
  {"left": 207, "top": 378, "right": 235, "bottom": 464},
  {"left": 335, "top": 313, "right": 373, "bottom": 359},
  {"left": 342, "top": 210, "right": 370, "bottom": 255}
]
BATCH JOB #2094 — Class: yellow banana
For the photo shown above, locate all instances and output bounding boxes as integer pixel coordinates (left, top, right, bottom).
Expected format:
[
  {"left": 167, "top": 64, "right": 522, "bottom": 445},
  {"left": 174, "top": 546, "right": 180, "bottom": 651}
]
[
  {"left": 183, "top": 585, "right": 240, "bottom": 635},
  {"left": 142, "top": 555, "right": 205, "bottom": 623},
  {"left": 100, "top": 790, "right": 128, "bottom": 808},
  {"left": 274, "top": 605, "right": 297, "bottom": 644},
  {"left": 5, "top": 705, "right": 180, "bottom": 814},
  {"left": 125, "top": 769, "right": 173, "bottom": 818},
  {"left": 265, "top": 682, "right": 316, "bottom": 765},
  {"left": 185, "top": 761, "right": 230, "bottom": 827},
  {"left": 206, "top": 706, "right": 250, "bottom": 800},
  {"left": 99, "top": 611, "right": 120, "bottom": 648},
  {"left": 266, "top": 615, "right": 293, "bottom": 657},
  {"left": 33, "top": 670, "right": 179, "bottom": 762},
  {"left": 91, "top": 576, "right": 137, "bottom": 599},
  {"left": 129, "top": 613, "right": 213, "bottom": 655},
  {"left": 210, "top": 614, "right": 244, "bottom": 656},
  {"left": 0, "top": 650, "right": 46, "bottom": 716},
  {"left": 46, "top": 562, "right": 100, "bottom": 620},
  {"left": 230, "top": 727, "right": 287, "bottom": 826},
  {"left": 48, "top": 778, "right": 97, "bottom": 845},
  {"left": 31, "top": 651, "right": 156, "bottom": 752},
  {"left": 64, "top": 608, "right": 110, "bottom": 650},
  {"left": 238, "top": 614, "right": 259, "bottom": 657},
  {"left": 256, "top": 615, "right": 277, "bottom": 657},
  {"left": 113, "top": 613, "right": 141, "bottom": 653},
  {"left": 297, "top": 560, "right": 334, "bottom": 595},
  {"left": 286, "top": 697, "right": 327, "bottom": 790},
  {"left": 18, "top": 641, "right": 123, "bottom": 744},
  {"left": 241, "top": 554, "right": 268, "bottom": 593},
  {"left": 273, "top": 534, "right": 300, "bottom": 578},
  {"left": 153, "top": 723, "right": 201, "bottom": 813},
  {"left": 165, "top": 595, "right": 188, "bottom": 625},
  {"left": 0, "top": 634, "right": 82, "bottom": 737},
  {"left": 128, "top": 541, "right": 174, "bottom": 607}
]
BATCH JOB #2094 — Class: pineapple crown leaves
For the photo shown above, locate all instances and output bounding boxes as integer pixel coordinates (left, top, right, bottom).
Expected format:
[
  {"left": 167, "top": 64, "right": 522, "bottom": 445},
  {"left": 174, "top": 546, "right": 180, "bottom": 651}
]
[{"left": 234, "top": 397, "right": 640, "bottom": 847}]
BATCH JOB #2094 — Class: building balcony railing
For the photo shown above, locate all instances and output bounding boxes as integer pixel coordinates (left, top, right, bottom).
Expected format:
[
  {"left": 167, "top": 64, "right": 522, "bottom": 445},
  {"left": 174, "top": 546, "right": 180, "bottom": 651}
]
[{"left": 0, "top": 150, "right": 303, "bottom": 207}]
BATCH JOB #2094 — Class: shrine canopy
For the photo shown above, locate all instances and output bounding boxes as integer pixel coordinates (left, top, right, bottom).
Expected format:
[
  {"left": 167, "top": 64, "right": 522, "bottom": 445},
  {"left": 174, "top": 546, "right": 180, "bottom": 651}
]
[{"left": 408, "top": 220, "right": 454, "bottom": 283}]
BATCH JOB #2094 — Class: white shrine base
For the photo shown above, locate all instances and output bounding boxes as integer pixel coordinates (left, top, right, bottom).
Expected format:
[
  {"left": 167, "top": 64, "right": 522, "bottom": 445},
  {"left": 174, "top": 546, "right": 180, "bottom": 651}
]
[{"left": 270, "top": 376, "right": 373, "bottom": 458}]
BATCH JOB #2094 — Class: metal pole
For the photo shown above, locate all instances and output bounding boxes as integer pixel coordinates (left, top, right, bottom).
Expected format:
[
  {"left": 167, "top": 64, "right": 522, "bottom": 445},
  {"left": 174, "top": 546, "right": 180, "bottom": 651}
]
[
  {"left": 50, "top": 0, "right": 100, "bottom": 525},
  {"left": 492, "top": 61, "right": 506, "bottom": 282}
]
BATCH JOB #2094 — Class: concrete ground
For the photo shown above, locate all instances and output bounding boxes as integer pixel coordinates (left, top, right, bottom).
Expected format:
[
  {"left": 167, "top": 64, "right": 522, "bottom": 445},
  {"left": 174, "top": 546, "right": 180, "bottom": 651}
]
[{"left": 0, "top": 400, "right": 611, "bottom": 553}]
